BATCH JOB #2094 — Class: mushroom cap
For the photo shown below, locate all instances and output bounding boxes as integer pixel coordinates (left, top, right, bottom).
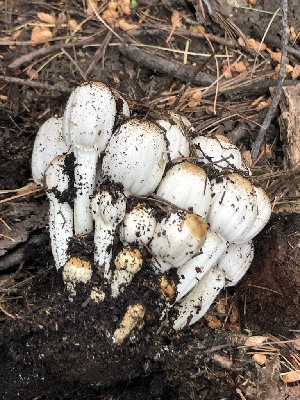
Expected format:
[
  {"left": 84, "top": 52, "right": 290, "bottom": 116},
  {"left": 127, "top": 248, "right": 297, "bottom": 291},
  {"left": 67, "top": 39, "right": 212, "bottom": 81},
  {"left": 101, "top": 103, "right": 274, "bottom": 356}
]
[
  {"left": 207, "top": 173, "right": 258, "bottom": 242},
  {"left": 217, "top": 241, "right": 254, "bottom": 286},
  {"left": 156, "top": 118, "right": 190, "bottom": 160},
  {"left": 150, "top": 211, "right": 207, "bottom": 271},
  {"left": 32, "top": 117, "right": 69, "bottom": 185},
  {"left": 119, "top": 203, "right": 157, "bottom": 246},
  {"left": 156, "top": 161, "right": 212, "bottom": 218},
  {"left": 62, "top": 82, "right": 119, "bottom": 153},
  {"left": 114, "top": 246, "right": 143, "bottom": 274},
  {"left": 102, "top": 119, "right": 168, "bottom": 196},
  {"left": 63, "top": 257, "right": 92, "bottom": 284},
  {"left": 91, "top": 186, "right": 126, "bottom": 226},
  {"left": 192, "top": 134, "right": 243, "bottom": 171}
]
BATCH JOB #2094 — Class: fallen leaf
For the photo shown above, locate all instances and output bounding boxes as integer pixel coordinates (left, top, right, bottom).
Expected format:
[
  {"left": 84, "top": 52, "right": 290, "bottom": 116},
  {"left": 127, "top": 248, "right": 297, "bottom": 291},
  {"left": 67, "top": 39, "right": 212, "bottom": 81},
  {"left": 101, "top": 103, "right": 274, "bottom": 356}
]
[
  {"left": 245, "top": 336, "right": 269, "bottom": 346},
  {"left": 223, "top": 64, "right": 232, "bottom": 78},
  {"left": 68, "top": 19, "right": 81, "bottom": 32},
  {"left": 233, "top": 61, "right": 247, "bottom": 73},
  {"left": 119, "top": 0, "right": 131, "bottom": 15},
  {"left": 117, "top": 18, "right": 139, "bottom": 31},
  {"left": 252, "top": 353, "right": 267, "bottom": 365},
  {"left": 26, "top": 68, "right": 39, "bottom": 80},
  {"left": 292, "top": 64, "right": 300, "bottom": 79},
  {"left": 102, "top": 9, "right": 119, "bottom": 24},
  {"left": 281, "top": 370, "right": 300, "bottom": 383},
  {"left": 190, "top": 25, "right": 206, "bottom": 34},
  {"left": 86, "top": 0, "right": 99, "bottom": 16},
  {"left": 37, "top": 12, "right": 56, "bottom": 24},
  {"left": 248, "top": 38, "right": 266, "bottom": 52},
  {"left": 171, "top": 11, "right": 183, "bottom": 29},
  {"left": 31, "top": 26, "right": 52, "bottom": 43}
]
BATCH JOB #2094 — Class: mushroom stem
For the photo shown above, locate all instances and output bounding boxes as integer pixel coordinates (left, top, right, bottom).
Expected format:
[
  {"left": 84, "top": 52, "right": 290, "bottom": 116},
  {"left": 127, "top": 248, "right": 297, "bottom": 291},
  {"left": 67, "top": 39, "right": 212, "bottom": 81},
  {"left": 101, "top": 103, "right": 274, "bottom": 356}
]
[
  {"left": 73, "top": 148, "right": 98, "bottom": 234},
  {"left": 45, "top": 155, "right": 73, "bottom": 270},
  {"left": 176, "top": 230, "right": 227, "bottom": 301},
  {"left": 91, "top": 185, "right": 126, "bottom": 279},
  {"left": 173, "top": 267, "right": 225, "bottom": 330}
]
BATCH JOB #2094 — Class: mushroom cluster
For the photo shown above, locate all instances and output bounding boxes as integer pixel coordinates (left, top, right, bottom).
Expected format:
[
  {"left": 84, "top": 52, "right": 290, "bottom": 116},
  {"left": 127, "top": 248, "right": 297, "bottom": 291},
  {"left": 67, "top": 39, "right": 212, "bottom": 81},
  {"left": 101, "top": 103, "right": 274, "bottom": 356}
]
[{"left": 32, "top": 82, "right": 271, "bottom": 340}]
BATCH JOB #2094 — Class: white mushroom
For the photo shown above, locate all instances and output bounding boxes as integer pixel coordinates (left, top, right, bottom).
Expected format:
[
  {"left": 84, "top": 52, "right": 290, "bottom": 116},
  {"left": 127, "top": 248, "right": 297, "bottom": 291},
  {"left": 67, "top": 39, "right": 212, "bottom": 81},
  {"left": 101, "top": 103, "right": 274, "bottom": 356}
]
[
  {"left": 44, "top": 155, "right": 73, "bottom": 270},
  {"left": 119, "top": 203, "right": 157, "bottom": 247},
  {"left": 32, "top": 117, "right": 69, "bottom": 185},
  {"left": 192, "top": 134, "right": 244, "bottom": 171},
  {"left": 113, "top": 304, "right": 145, "bottom": 345},
  {"left": 176, "top": 230, "right": 227, "bottom": 301},
  {"left": 91, "top": 185, "right": 126, "bottom": 279},
  {"left": 156, "top": 162, "right": 212, "bottom": 219},
  {"left": 111, "top": 247, "right": 143, "bottom": 297},
  {"left": 156, "top": 117, "right": 190, "bottom": 161},
  {"left": 150, "top": 211, "right": 207, "bottom": 273},
  {"left": 62, "top": 82, "right": 129, "bottom": 234},
  {"left": 207, "top": 173, "right": 257, "bottom": 242},
  {"left": 101, "top": 119, "right": 168, "bottom": 196},
  {"left": 217, "top": 241, "right": 254, "bottom": 286},
  {"left": 173, "top": 267, "right": 225, "bottom": 330},
  {"left": 63, "top": 257, "right": 93, "bottom": 297},
  {"left": 234, "top": 186, "right": 271, "bottom": 243}
]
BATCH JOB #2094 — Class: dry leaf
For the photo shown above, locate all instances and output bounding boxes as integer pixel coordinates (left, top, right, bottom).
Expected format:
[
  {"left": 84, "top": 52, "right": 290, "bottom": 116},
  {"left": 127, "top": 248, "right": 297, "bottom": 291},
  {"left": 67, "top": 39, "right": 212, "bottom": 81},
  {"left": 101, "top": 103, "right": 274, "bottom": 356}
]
[
  {"left": 190, "top": 25, "right": 206, "bottom": 34},
  {"left": 86, "top": 0, "right": 99, "bottom": 16},
  {"left": 31, "top": 26, "right": 52, "bottom": 43},
  {"left": 171, "top": 11, "right": 183, "bottom": 29},
  {"left": 102, "top": 9, "right": 119, "bottom": 24},
  {"left": 26, "top": 68, "right": 39, "bottom": 80},
  {"left": 252, "top": 353, "right": 267, "bottom": 365},
  {"left": 248, "top": 38, "right": 266, "bottom": 52},
  {"left": 204, "top": 313, "right": 223, "bottom": 329},
  {"left": 292, "top": 64, "right": 300, "bottom": 79},
  {"left": 233, "top": 61, "right": 247, "bottom": 73},
  {"left": 245, "top": 336, "right": 268, "bottom": 346},
  {"left": 242, "top": 150, "right": 252, "bottom": 167},
  {"left": 119, "top": 0, "right": 131, "bottom": 15},
  {"left": 289, "top": 26, "right": 297, "bottom": 41},
  {"left": 117, "top": 18, "right": 139, "bottom": 31},
  {"left": 223, "top": 64, "right": 232, "bottom": 78},
  {"left": 68, "top": 19, "right": 81, "bottom": 32},
  {"left": 281, "top": 370, "right": 300, "bottom": 383},
  {"left": 266, "top": 48, "right": 284, "bottom": 63},
  {"left": 37, "top": 12, "right": 56, "bottom": 24}
]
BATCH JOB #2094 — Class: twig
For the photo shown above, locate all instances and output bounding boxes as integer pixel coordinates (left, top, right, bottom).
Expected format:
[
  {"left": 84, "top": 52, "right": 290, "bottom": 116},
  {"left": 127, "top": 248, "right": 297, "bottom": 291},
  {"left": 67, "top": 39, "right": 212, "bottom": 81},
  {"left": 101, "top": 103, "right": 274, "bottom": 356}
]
[
  {"left": 251, "top": 0, "right": 289, "bottom": 160},
  {"left": 119, "top": 45, "right": 215, "bottom": 86},
  {"left": 8, "top": 31, "right": 103, "bottom": 69},
  {"left": 0, "top": 74, "right": 71, "bottom": 93}
]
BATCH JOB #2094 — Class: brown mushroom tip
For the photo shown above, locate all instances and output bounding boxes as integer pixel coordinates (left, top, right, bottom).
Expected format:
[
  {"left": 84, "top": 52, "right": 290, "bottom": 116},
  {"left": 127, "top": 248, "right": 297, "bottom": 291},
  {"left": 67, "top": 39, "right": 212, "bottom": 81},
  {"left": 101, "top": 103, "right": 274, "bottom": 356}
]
[
  {"left": 227, "top": 173, "right": 254, "bottom": 193},
  {"left": 180, "top": 161, "right": 207, "bottom": 178},
  {"left": 184, "top": 212, "right": 208, "bottom": 241},
  {"left": 62, "top": 257, "right": 92, "bottom": 284},
  {"left": 159, "top": 276, "right": 177, "bottom": 302},
  {"left": 113, "top": 304, "right": 145, "bottom": 345},
  {"left": 114, "top": 246, "right": 143, "bottom": 273}
]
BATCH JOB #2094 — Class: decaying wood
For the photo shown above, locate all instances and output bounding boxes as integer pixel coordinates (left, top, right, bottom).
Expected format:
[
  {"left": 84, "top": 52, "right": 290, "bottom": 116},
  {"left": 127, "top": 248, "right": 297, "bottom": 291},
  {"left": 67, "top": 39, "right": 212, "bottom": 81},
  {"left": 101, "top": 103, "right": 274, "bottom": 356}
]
[{"left": 277, "top": 84, "right": 300, "bottom": 212}]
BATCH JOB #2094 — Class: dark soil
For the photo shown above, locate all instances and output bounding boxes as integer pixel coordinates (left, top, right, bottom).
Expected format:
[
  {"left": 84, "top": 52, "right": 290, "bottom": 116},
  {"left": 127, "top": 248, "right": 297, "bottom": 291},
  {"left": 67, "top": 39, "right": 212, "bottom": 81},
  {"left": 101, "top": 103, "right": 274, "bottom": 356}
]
[{"left": 0, "top": 1, "right": 300, "bottom": 399}]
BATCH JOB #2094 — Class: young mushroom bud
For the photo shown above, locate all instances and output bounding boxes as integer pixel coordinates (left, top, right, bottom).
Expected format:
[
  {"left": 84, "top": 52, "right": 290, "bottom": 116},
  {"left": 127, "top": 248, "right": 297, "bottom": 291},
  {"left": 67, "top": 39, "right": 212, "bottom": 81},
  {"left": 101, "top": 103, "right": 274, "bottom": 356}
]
[
  {"left": 111, "top": 247, "right": 143, "bottom": 297},
  {"left": 150, "top": 211, "right": 207, "bottom": 273},
  {"left": 91, "top": 185, "right": 126, "bottom": 279},
  {"left": 119, "top": 203, "right": 157, "bottom": 247},
  {"left": 63, "top": 257, "right": 93, "bottom": 296},
  {"left": 176, "top": 230, "right": 227, "bottom": 301},
  {"left": 173, "top": 267, "right": 225, "bottom": 330},
  {"left": 192, "top": 134, "right": 244, "bottom": 171},
  {"left": 44, "top": 155, "right": 73, "bottom": 270},
  {"left": 62, "top": 82, "right": 129, "bottom": 234},
  {"left": 156, "top": 162, "right": 212, "bottom": 219},
  {"left": 234, "top": 186, "right": 271, "bottom": 244},
  {"left": 32, "top": 117, "right": 69, "bottom": 185},
  {"left": 113, "top": 304, "right": 145, "bottom": 345},
  {"left": 217, "top": 241, "right": 254, "bottom": 286},
  {"left": 207, "top": 173, "right": 258, "bottom": 243},
  {"left": 101, "top": 119, "right": 168, "bottom": 196}
]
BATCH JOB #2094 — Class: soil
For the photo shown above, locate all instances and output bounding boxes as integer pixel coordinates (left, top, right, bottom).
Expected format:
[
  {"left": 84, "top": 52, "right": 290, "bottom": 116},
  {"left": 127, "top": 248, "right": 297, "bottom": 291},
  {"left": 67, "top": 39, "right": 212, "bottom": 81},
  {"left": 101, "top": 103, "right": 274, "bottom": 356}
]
[{"left": 0, "top": 1, "right": 300, "bottom": 399}]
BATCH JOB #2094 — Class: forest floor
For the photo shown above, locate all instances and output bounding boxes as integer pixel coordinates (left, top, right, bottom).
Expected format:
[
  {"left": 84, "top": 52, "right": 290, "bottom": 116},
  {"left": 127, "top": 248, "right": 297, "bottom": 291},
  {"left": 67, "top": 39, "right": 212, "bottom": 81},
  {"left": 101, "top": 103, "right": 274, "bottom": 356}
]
[{"left": 0, "top": 1, "right": 300, "bottom": 399}]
